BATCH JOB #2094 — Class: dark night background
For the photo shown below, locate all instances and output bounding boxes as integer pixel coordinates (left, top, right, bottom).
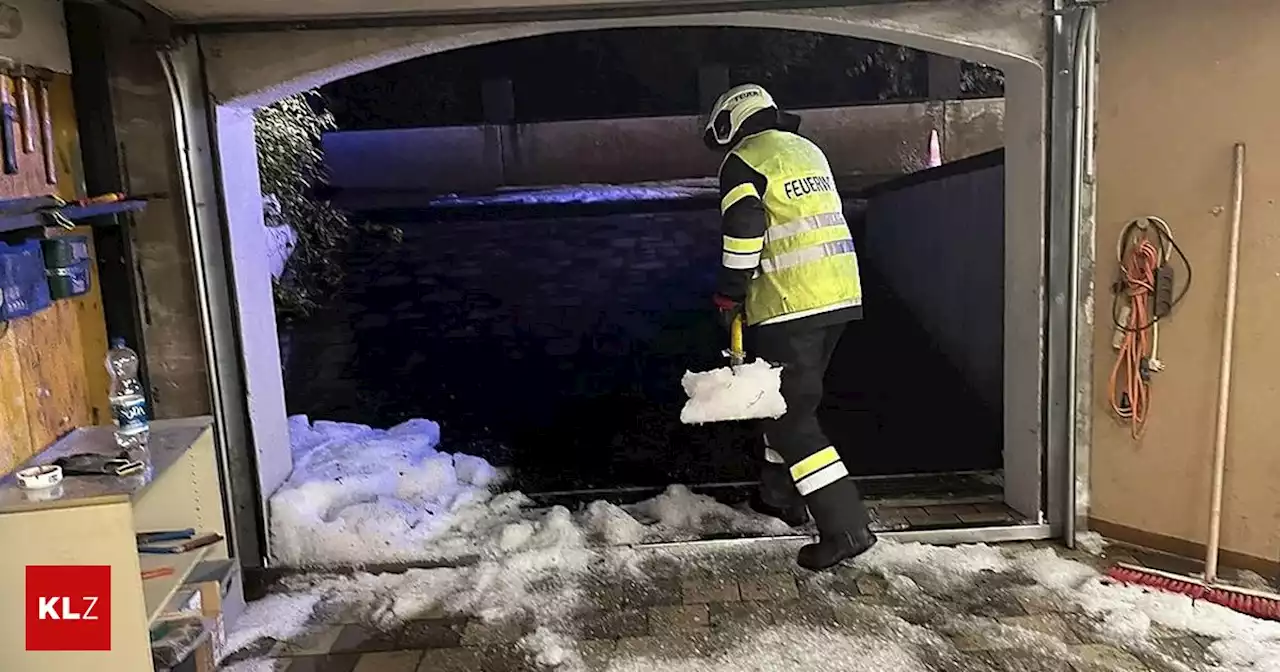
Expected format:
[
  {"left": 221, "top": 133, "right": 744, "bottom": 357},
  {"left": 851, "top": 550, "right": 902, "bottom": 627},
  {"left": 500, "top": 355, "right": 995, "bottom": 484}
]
[
  {"left": 320, "top": 27, "right": 1004, "bottom": 128},
  {"left": 282, "top": 27, "right": 1009, "bottom": 493}
]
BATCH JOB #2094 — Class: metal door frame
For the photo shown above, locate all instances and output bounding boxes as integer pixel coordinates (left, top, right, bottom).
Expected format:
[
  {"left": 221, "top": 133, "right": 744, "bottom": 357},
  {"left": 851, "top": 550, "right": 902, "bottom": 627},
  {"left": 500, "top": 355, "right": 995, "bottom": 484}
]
[
  {"left": 159, "top": 37, "right": 268, "bottom": 567},
  {"left": 1045, "top": 0, "right": 1098, "bottom": 546}
]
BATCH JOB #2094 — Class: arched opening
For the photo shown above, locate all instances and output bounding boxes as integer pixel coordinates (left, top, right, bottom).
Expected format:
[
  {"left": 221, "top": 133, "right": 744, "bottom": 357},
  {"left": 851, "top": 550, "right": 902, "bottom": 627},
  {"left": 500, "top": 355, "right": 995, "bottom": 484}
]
[{"left": 191, "top": 5, "right": 1050, "bottom": 566}]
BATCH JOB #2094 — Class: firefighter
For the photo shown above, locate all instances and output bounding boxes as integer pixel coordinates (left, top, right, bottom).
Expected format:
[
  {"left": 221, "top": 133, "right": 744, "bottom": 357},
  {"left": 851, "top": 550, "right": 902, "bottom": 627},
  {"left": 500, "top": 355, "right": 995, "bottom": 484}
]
[{"left": 703, "top": 83, "right": 877, "bottom": 571}]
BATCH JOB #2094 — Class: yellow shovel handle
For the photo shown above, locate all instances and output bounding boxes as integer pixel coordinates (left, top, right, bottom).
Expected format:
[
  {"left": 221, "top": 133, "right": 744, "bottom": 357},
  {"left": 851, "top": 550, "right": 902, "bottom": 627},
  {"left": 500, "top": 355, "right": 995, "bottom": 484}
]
[{"left": 729, "top": 313, "right": 745, "bottom": 361}]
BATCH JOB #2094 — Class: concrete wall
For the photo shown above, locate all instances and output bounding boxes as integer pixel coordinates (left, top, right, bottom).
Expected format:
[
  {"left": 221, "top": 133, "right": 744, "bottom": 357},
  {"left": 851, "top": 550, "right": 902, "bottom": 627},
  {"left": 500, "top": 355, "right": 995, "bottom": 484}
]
[
  {"left": 320, "top": 98, "right": 1005, "bottom": 192},
  {"left": 1090, "top": 0, "right": 1280, "bottom": 565},
  {"left": 863, "top": 156, "right": 1004, "bottom": 413}
]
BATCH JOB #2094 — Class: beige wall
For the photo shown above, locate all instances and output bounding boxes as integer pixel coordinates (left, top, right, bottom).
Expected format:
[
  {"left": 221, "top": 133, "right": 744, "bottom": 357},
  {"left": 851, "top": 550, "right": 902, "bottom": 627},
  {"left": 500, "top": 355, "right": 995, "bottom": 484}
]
[{"left": 1091, "top": 0, "right": 1280, "bottom": 561}]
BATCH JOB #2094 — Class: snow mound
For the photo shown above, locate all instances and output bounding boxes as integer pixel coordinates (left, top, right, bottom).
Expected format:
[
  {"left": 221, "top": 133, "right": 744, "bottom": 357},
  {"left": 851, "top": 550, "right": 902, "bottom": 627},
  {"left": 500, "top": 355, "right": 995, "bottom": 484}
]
[
  {"left": 270, "top": 415, "right": 501, "bottom": 567},
  {"left": 627, "top": 484, "right": 793, "bottom": 540},
  {"left": 583, "top": 500, "right": 647, "bottom": 546},
  {"left": 1073, "top": 531, "right": 1107, "bottom": 556},
  {"left": 222, "top": 592, "right": 321, "bottom": 656},
  {"left": 680, "top": 360, "right": 787, "bottom": 424},
  {"left": 273, "top": 416, "right": 805, "bottom": 568}
]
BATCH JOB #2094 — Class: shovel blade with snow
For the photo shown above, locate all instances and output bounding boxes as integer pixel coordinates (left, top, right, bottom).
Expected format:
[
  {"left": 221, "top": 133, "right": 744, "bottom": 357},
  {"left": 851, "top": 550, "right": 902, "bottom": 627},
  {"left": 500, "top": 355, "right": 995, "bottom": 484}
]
[{"left": 680, "top": 313, "right": 787, "bottom": 424}]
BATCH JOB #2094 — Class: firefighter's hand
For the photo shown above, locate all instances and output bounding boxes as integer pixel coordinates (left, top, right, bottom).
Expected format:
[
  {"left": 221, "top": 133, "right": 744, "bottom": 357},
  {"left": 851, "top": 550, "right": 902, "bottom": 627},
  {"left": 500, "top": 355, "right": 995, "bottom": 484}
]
[{"left": 713, "top": 294, "right": 744, "bottom": 331}]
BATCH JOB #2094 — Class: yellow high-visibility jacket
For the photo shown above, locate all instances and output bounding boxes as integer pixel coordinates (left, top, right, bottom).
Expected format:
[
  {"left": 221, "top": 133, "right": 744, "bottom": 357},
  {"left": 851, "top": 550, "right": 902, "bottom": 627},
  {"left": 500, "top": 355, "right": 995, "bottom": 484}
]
[{"left": 717, "top": 129, "right": 863, "bottom": 327}]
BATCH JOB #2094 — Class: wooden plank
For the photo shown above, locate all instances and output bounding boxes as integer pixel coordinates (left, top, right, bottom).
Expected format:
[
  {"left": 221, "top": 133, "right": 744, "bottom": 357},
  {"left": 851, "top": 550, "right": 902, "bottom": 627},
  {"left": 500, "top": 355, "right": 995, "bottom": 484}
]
[
  {"left": 12, "top": 302, "right": 91, "bottom": 452},
  {"left": 0, "top": 71, "right": 103, "bottom": 472},
  {"left": 49, "top": 225, "right": 110, "bottom": 425},
  {"left": 56, "top": 299, "right": 93, "bottom": 428},
  {"left": 0, "top": 320, "right": 32, "bottom": 473},
  {"left": 48, "top": 73, "right": 83, "bottom": 201}
]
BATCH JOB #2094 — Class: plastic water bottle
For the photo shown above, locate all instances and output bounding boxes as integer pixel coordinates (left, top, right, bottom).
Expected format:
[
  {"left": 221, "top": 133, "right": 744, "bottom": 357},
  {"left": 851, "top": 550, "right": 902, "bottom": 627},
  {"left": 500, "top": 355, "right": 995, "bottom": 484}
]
[{"left": 106, "top": 337, "right": 150, "bottom": 454}]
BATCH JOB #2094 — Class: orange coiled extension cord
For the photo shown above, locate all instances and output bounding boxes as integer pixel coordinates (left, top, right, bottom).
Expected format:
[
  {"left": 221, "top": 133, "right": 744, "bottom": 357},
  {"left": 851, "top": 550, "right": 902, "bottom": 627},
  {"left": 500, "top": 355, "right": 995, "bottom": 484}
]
[{"left": 1108, "top": 223, "right": 1167, "bottom": 438}]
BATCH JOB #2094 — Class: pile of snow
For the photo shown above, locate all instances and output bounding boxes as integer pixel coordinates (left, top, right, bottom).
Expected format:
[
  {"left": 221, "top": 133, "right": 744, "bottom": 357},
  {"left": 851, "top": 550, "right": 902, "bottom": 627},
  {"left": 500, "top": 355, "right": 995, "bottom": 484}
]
[
  {"left": 222, "top": 593, "right": 322, "bottom": 656},
  {"left": 679, "top": 360, "right": 787, "bottom": 425},
  {"left": 270, "top": 417, "right": 794, "bottom": 568},
  {"left": 624, "top": 486, "right": 793, "bottom": 541},
  {"left": 261, "top": 194, "right": 298, "bottom": 280},
  {"left": 270, "top": 416, "right": 502, "bottom": 567}
]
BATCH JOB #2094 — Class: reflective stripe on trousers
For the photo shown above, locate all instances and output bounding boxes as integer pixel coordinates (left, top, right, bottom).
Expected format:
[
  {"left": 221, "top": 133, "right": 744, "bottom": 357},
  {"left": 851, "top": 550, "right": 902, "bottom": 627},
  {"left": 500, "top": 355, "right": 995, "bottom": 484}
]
[{"left": 789, "top": 445, "right": 850, "bottom": 496}]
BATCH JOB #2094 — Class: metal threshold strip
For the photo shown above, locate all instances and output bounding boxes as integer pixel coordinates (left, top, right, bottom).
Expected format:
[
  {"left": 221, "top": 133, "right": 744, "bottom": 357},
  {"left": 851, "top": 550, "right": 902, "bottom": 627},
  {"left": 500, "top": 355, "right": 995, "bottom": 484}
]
[
  {"left": 184, "top": 0, "right": 912, "bottom": 33},
  {"left": 634, "top": 523, "right": 1053, "bottom": 550},
  {"left": 524, "top": 471, "right": 1005, "bottom": 510}
]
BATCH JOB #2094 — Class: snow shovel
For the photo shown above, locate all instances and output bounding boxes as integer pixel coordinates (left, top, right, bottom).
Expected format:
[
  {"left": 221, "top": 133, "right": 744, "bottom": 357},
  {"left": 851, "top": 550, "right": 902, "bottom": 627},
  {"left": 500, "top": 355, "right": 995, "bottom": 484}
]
[{"left": 679, "top": 313, "right": 787, "bottom": 424}]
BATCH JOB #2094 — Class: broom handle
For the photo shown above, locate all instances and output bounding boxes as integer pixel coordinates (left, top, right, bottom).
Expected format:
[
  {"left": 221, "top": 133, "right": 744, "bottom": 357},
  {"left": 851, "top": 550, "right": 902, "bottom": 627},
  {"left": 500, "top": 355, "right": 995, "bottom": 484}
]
[{"left": 1205, "top": 142, "right": 1246, "bottom": 584}]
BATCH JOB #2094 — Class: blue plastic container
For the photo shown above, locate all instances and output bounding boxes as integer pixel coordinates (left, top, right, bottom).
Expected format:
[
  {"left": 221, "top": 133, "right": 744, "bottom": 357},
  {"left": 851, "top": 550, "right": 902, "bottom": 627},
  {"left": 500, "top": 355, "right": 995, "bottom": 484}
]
[{"left": 0, "top": 239, "right": 52, "bottom": 320}]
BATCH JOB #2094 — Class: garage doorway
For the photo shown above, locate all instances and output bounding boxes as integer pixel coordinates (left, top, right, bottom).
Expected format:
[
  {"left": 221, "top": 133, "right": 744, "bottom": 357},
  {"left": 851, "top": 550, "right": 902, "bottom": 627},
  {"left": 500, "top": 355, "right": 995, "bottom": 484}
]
[{"left": 161, "top": 0, "right": 1088, "bottom": 567}]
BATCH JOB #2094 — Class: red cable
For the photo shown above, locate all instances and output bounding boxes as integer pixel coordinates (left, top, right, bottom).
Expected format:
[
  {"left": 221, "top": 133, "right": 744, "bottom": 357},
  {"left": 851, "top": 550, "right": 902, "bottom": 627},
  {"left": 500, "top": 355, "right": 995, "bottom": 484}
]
[{"left": 1109, "top": 238, "right": 1161, "bottom": 438}]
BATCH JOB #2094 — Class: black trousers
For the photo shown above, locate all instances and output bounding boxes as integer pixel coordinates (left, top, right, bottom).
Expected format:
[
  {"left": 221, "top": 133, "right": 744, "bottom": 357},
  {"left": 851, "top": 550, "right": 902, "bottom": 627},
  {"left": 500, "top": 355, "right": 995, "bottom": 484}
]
[{"left": 752, "top": 317, "right": 872, "bottom": 537}]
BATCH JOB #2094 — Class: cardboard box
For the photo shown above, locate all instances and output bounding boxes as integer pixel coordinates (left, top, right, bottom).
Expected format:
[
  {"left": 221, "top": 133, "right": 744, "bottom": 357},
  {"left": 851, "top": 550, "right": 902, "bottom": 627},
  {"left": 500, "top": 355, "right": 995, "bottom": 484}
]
[
  {"left": 193, "top": 636, "right": 217, "bottom": 672},
  {"left": 191, "top": 580, "right": 225, "bottom": 660}
]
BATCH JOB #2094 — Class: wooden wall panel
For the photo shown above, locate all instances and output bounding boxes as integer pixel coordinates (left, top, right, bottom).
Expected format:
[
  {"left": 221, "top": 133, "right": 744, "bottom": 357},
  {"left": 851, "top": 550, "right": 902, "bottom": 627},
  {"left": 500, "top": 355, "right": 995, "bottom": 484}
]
[
  {"left": 0, "top": 71, "right": 105, "bottom": 472},
  {"left": 11, "top": 302, "right": 91, "bottom": 450},
  {"left": 49, "top": 74, "right": 110, "bottom": 427},
  {"left": 0, "top": 324, "right": 32, "bottom": 474}
]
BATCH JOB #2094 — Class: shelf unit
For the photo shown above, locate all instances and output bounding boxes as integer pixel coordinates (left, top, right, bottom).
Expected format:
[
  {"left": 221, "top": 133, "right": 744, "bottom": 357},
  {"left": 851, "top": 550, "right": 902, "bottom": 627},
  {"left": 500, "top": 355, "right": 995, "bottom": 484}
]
[
  {"left": 0, "top": 199, "right": 148, "bottom": 235},
  {"left": 0, "top": 417, "right": 241, "bottom": 672},
  {"left": 139, "top": 547, "right": 215, "bottom": 625}
]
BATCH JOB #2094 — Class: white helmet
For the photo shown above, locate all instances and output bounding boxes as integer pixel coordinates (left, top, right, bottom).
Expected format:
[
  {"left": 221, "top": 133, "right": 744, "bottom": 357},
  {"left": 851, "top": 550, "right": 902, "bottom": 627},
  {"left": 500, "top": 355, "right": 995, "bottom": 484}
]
[{"left": 702, "top": 83, "right": 778, "bottom": 149}]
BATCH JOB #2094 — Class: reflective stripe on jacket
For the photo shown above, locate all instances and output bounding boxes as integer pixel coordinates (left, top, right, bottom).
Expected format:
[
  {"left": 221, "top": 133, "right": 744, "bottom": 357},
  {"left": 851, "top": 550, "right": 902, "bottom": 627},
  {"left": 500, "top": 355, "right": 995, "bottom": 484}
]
[{"left": 719, "top": 129, "right": 862, "bottom": 326}]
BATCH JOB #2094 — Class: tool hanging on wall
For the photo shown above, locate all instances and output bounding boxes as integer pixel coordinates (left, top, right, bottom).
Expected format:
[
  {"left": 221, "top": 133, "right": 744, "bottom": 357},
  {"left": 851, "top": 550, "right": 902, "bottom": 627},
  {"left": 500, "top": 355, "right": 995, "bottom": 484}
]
[
  {"left": 0, "top": 69, "right": 19, "bottom": 175},
  {"left": 1107, "top": 143, "right": 1280, "bottom": 620},
  {"left": 1107, "top": 214, "right": 1192, "bottom": 438},
  {"left": 36, "top": 75, "right": 55, "bottom": 186},
  {"left": 16, "top": 68, "right": 35, "bottom": 154}
]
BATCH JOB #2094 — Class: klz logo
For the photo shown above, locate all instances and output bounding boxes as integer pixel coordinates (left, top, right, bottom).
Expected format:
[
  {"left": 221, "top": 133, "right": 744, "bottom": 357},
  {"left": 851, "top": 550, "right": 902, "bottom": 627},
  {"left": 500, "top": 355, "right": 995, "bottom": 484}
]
[{"left": 26, "top": 565, "right": 111, "bottom": 651}]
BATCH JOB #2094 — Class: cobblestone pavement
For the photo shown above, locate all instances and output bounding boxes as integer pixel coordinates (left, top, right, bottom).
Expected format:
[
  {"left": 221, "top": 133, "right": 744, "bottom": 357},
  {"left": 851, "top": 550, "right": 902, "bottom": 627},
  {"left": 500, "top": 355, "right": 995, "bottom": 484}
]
[{"left": 222, "top": 540, "right": 1246, "bottom": 672}]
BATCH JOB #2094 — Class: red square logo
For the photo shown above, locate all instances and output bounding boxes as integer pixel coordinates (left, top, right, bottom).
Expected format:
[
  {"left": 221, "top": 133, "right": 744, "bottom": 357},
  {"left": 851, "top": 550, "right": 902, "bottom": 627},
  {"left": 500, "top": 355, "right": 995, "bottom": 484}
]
[{"left": 25, "top": 565, "right": 112, "bottom": 651}]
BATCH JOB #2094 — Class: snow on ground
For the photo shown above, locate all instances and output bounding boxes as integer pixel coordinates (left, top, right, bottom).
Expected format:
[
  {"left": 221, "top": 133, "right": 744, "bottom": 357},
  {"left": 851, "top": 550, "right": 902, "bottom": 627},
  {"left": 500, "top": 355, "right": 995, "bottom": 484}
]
[
  {"left": 244, "top": 417, "right": 1280, "bottom": 671},
  {"left": 271, "top": 416, "right": 791, "bottom": 568},
  {"left": 228, "top": 536, "right": 1280, "bottom": 671},
  {"left": 850, "top": 542, "right": 1280, "bottom": 671},
  {"left": 428, "top": 181, "right": 718, "bottom": 207}
]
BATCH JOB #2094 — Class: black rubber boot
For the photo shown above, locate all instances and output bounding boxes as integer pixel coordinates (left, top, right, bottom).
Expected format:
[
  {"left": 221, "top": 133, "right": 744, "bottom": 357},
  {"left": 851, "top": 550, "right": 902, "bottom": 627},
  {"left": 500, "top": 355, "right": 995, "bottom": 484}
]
[
  {"left": 751, "top": 462, "right": 809, "bottom": 527},
  {"left": 797, "top": 526, "right": 878, "bottom": 571},
  {"left": 797, "top": 478, "right": 878, "bottom": 571},
  {"left": 749, "top": 490, "right": 810, "bottom": 527}
]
